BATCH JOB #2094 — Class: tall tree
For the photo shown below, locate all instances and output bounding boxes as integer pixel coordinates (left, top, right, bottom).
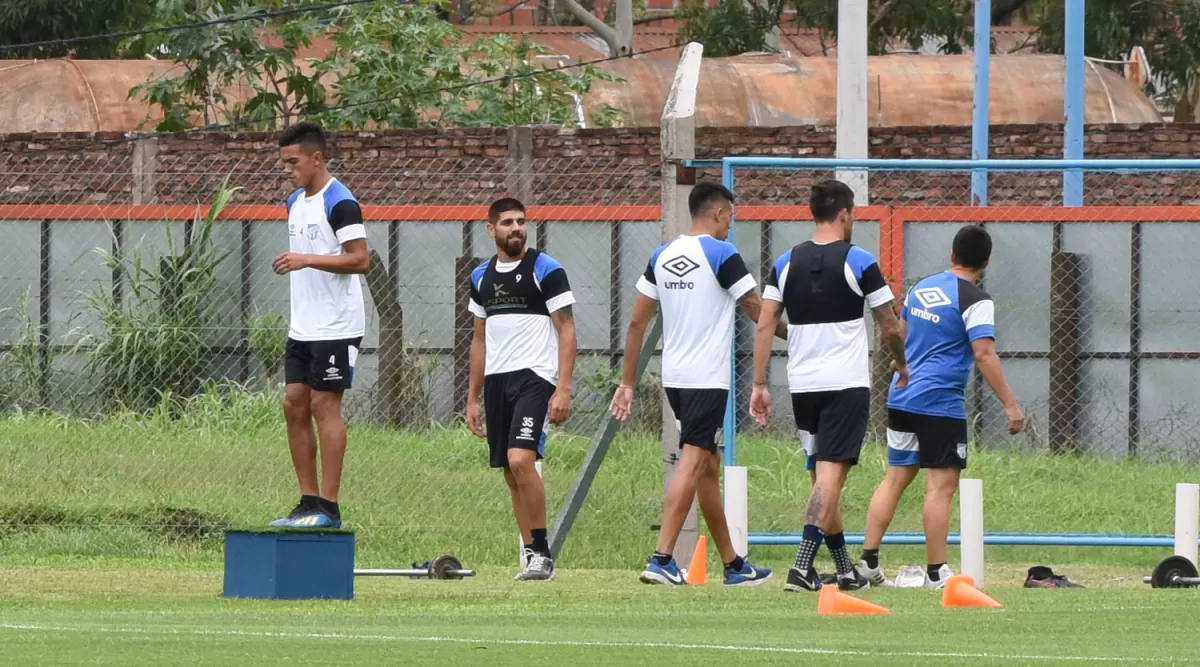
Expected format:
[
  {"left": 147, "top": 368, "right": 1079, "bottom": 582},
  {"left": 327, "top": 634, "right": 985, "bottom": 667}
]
[
  {"left": 678, "top": 0, "right": 972, "bottom": 58},
  {"left": 128, "top": 0, "right": 624, "bottom": 131},
  {"left": 0, "top": 0, "right": 154, "bottom": 59},
  {"left": 1033, "top": 0, "right": 1200, "bottom": 121}
]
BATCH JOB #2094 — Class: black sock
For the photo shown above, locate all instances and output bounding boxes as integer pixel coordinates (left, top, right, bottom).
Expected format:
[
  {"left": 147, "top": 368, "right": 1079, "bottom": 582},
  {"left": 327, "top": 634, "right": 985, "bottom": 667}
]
[
  {"left": 725, "top": 555, "right": 745, "bottom": 572},
  {"left": 861, "top": 548, "right": 880, "bottom": 570},
  {"left": 793, "top": 524, "right": 824, "bottom": 572},
  {"left": 319, "top": 498, "right": 340, "bottom": 518},
  {"left": 927, "top": 563, "right": 946, "bottom": 581},
  {"left": 300, "top": 494, "right": 321, "bottom": 509},
  {"left": 652, "top": 551, "right": 673, "bottom": 566},
  {"left": 531, "top": 528, "right": 550, "bottom": 558},
  {"left": 826, "top": 531, "right": 853, "bottom": 576}
]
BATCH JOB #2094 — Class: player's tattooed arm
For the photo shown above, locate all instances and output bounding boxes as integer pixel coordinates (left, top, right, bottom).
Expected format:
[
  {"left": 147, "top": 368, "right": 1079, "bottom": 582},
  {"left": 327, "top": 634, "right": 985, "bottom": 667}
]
[
  {"left": 871, "top": 302, "right": 908, "bottom": 387},
  {"left": 738, "top": 291, "right": 787, "bottom": 340}
]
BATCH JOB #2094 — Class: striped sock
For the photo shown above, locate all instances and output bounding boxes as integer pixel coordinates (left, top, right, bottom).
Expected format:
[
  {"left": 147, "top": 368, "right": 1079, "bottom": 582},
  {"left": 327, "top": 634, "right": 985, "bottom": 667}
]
[
  {"left": 826, "top": 531, "right": 853, "bottom": 575},
  {"left": 793, "top": 524, "right": 825, "bottom": 572}
]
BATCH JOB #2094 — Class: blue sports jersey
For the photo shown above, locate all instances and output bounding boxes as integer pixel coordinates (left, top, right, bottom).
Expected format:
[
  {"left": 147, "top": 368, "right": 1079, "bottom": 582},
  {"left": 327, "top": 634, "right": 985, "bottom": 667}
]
[{"left": 887, "top": 271, "right": 995, "bottom": 419}]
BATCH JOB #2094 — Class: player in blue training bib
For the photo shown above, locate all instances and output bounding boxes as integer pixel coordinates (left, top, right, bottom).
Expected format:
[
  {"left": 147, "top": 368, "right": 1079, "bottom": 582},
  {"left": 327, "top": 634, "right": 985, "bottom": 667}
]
[{"left": 854, "top": 225, "right": 1025, "bottom": 589}]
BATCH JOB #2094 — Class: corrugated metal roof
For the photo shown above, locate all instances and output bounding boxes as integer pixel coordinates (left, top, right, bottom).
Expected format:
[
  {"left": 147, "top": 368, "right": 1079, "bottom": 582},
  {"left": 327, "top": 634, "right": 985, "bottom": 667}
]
[{"left": 586, "top": 53, "right": 1160, "bottom": 127}]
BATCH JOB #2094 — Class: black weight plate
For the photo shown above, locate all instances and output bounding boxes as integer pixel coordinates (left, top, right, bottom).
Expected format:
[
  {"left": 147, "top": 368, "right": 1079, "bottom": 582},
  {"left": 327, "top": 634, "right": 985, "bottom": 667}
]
[
  {"left": 430, "top": 554, "right": 465, "bottom": 580},
  {"left": 1150, "top": 555, "right": 1199, "bottom": 588}
]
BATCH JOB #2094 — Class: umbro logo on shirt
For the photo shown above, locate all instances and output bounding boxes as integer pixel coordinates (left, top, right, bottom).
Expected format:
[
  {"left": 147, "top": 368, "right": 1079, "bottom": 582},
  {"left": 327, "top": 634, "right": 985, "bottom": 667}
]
[
  {"left": 913, "top": 287, "right": 951, "bottom": 309},
  {"left": 662, "top": 256, "right": 700, "bottom": 289},
  {"left": 910, "top": 286, "right": 951, "bottom": 323},
  {"left": 664, "top": 256, "right": 700, "bottom": 278}
]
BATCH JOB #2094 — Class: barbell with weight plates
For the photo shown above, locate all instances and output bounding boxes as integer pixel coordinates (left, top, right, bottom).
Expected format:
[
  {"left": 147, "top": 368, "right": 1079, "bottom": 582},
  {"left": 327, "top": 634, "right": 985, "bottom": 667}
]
[
  {"left": 354, "top": 554, "right": 476, "bottom": 580},
  {"left": 1142, "top": 555, "right": 1200, "bottom": 588}
]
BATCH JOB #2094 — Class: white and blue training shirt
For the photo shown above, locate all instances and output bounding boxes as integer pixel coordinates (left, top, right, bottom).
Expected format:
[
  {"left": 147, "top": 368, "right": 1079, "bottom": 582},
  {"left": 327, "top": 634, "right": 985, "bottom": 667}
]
[{"left": 636, "top": 234, "right": 756, "bottom": 390}]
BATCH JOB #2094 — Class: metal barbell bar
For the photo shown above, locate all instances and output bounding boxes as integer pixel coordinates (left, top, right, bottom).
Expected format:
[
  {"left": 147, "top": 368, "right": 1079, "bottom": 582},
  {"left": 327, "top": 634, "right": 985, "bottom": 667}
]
[{"left": 355, "top": 568, "right": 476, "bottom": 578}]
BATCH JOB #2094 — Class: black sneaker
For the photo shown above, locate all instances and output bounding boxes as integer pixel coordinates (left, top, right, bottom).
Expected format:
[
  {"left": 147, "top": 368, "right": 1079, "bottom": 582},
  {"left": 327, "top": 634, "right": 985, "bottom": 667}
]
[
  {"left": 1024, "top": 566, "right": 1084, "bottom": 588},
  {"left": 819, "top": 572, "right": 838, "bottom": 586},
  {"left": 784, "top": 566, "right": 823, "bottom": 592},
  {"left": 837, "top": 568, "right": 871, "bottom": 591}
]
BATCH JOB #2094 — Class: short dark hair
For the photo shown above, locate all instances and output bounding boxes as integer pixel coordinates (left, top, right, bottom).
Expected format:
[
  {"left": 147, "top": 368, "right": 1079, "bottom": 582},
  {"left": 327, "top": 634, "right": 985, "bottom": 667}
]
[
  {"left": 488, "top": 197, "right": 526, "bottom": 223},
  {"left": 688, "top": 181, "right": 735, "bottom": 218},
  {"left": 952, "top": 225, "right": 992, "bottom": 270},
  {"left": 809, "top": 179, "right": 855, "bottom": 222},
  {"left": 278, "top": 121, "right": 328, "bottom": 153}
]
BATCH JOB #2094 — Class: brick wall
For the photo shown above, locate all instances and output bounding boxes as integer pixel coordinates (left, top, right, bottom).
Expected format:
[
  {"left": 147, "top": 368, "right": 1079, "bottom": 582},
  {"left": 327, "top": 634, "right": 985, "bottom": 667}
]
[{"left": 3, "top": 123, "right": 1200, "bottom": 208}]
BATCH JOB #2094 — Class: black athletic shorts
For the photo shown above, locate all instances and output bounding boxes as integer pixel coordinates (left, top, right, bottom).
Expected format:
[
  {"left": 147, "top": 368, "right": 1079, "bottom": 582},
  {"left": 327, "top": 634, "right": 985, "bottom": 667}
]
[
  {"left": 887, "top": 408, "right": 969, "bottom": 469},
  {"left": 791, "top": 387, "right": 870, "bottom": 466},
  {"left": 285, "top": 337, "right": 362, "bottom": 392},
  {"left": 483, "top": 369, "right": 555, "bottom": 469},
  {"left": 664, "top": 387, "right": 728, "bottom": 453}
]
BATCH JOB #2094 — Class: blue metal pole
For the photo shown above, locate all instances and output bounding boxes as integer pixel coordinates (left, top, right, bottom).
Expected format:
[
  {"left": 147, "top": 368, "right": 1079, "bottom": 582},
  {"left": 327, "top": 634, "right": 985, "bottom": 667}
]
[
  {"left": 722, "top": 161, "right": 737, "bottom": 467},
  {"left": 972, "top": 0, "right": 991, "bottom": 206},
  {"left": 748, "top": 531, "right": 1197, "bottom": 548},
  {"left": 1064, "top": 0, "right": 1085, "bottom": 206},
  {"left": 707, "top": 157, "right": 1200, "bottom": 171}
]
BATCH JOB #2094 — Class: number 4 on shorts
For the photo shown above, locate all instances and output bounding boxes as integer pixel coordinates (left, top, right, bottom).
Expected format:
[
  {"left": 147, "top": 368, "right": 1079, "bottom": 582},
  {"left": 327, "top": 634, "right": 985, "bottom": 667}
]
[{"left": 329, "top": 355, "right": 336, "bottom": 364}]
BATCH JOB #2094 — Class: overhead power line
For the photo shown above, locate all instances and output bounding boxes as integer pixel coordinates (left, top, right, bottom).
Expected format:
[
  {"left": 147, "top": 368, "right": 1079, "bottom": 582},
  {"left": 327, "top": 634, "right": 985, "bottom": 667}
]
[{"left": 0, "top": 0, "right": 383, "bottom": 53}]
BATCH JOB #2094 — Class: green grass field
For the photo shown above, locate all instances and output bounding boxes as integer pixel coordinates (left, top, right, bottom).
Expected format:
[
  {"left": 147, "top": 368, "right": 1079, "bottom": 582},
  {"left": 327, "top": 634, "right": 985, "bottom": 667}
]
[
  {"left": 2, "top": 563, "right": 1198, "bottom": 666},
  {"left": 3, "top": 389, "right": 1200, "bottom": 665}
]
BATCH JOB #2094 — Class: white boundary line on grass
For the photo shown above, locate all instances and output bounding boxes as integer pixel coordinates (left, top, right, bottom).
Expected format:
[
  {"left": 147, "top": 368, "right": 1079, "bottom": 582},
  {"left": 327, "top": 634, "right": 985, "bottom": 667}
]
[{"left": 0, "top": 623, "right": 1176, "bottom": 663}]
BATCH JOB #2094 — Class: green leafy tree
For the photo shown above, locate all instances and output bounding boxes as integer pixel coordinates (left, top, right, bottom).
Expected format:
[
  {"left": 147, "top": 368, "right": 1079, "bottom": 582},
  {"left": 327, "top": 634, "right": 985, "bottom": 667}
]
[
  {"left": 677, "top": 0, "right": 787, "bottom": 57},
  {"left": 678, "top": 0, "right": 971, "bottom": 58},
  {"left": 127, "top": 1, "right": 325, "bottom": 131},
  {"left": 129, "top": 0, "right": 622, "bottom": 131},
  {"left": 0, "top": 0, "right": 154, "bottom": 59},
  {"left": 1033, "top": 0, "right": 1200, "bottom": 121}
]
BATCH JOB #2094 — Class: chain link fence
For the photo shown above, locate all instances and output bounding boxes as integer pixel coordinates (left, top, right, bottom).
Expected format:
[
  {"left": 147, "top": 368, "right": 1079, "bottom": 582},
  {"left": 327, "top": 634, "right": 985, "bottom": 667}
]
[
  {"left": 725, "top": 164, "right": 1200, "bottom": 465},
  {"left": 0, "top": 145, "right": 671, "bottom": 567},
  {"left": 5, "top": 144, "right": 1200, "bottom": 568}
]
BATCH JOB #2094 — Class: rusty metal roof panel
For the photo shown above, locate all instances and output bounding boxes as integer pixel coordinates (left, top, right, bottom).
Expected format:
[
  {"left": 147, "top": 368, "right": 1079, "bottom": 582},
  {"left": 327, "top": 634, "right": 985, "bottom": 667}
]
[
  {"left": 585, "top": 53, "right": 1161, "bottom": 127},
  {"left": 0, "top": 53, "right": 1159, "bottom": 133}
]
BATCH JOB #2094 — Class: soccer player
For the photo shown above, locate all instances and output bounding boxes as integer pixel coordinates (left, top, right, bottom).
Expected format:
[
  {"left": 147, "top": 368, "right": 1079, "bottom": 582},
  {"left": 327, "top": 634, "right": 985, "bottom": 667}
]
[
  {"left": 611, "top": 181, "right": 779, "bottom": 587},
  {"left": 750, "top": 179, "right": 908, "bottom": 592},
  {"left": 465, "top": 198, "right": 577, "bottom": 582},
  {"left": 855, "top": 225, "right": 1025, "bottom": 588},
  {"left": 270, "top": 122, "right": 369, "bottom": 529}
]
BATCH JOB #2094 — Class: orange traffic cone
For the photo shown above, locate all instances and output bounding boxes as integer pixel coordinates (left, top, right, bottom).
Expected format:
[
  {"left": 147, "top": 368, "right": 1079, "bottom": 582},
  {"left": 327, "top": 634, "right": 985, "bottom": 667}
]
[
  {"left": 685, "top": 535, "right": 708, "bottom": 585},
  {"left": 817, "top": 584, "right": 890, "bottom": 615},
  {"left": 942, "top": 575, "right": 1002, "bottom": 608}
]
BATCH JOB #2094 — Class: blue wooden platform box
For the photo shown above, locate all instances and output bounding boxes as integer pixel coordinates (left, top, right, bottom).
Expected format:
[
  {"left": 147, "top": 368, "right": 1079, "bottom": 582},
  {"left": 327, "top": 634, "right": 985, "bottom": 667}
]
[{"left": 223, "top": 530, "right": 355, "bottom": 600}]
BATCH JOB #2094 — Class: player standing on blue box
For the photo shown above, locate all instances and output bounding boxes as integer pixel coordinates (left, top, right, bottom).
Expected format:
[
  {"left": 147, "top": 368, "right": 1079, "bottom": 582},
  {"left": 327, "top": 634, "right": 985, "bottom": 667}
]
[
  {"left": 855, "top": 225, "right": 1024, "bottom": 588},
  {"left": 270, "top": 122, "right": 369, "bottom": 529},
  {"left": 465, "top": 197, "right": 577, "bottom": 582},
  {"left": 610, "top": 181, "right": 780, "bottom": 587},
  {"left": 750, "top": 179, "right": 908, "bottom": 592}
]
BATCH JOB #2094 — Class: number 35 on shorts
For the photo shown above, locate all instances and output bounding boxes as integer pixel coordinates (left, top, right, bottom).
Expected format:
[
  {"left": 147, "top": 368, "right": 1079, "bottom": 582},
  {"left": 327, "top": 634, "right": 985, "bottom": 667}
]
[{"left": 518, "top": 416, "right": 536, "bottom": 440}]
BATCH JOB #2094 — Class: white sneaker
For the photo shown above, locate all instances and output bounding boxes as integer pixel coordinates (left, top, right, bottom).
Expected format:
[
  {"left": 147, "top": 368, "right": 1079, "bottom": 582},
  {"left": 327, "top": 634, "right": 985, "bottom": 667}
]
[
  {"left": 514, "top": 548, "right": 537, "bottom": 581},
  {"left": 924, "top": 564, "right": 955, "bottom": 589},
  {"left": 515, "top": 552, "right": 556, "bottom": 581},
  {"left": 854, "top": 559, "right": 893, "bottom": 587}
]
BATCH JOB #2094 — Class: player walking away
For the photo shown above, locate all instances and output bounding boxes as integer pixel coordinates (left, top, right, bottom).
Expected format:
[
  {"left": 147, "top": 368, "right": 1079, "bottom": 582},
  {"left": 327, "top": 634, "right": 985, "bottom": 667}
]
[
  {"left": 611, "top": 182, "right": 781, "bottom": 587},
  {"left": 750, "top": 179, "right": 908, "bottom": 592},
  {"left": 855, "top": 225, "right": 1025, "bottom": 588},
  {"left": 270, "top": 122, "right": 369, "bottom": 529},
  {"left": 465, "top": 198, "right": 577, "bottom": 582}
]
